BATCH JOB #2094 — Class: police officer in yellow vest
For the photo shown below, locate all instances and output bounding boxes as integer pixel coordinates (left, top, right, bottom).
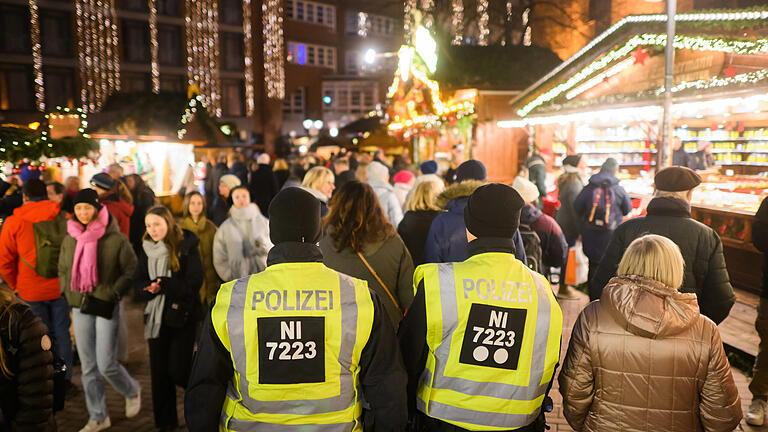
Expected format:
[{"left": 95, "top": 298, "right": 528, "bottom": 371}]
[
  {"left": 186, "top": 187, "right": 408, "bottom": 431},
  {"left": 399, "top": 183, "right": 563, "bottom": 432}
]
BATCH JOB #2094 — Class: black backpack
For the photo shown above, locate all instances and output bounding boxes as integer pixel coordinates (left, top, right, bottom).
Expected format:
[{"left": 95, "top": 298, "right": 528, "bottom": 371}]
[
  {"left": 19, "top": 212, "right": 67, "bottom": 279},
  {"left": 518, "top": 224, "right": 543, "bottom": 273},
  {"left": 586, "top": 183, "right": 617, "bottom": 231}
]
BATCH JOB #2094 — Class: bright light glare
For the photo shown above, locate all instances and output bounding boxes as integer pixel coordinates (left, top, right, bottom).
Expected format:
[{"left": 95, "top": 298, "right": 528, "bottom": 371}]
[{"left": 364, "top": 49, "right": 376, "bottom": 64}]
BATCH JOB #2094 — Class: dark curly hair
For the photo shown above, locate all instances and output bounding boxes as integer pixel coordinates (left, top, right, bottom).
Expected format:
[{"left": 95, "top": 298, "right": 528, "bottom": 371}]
[{"left": 323, "top": 181, "right": 395, "bottom": 253}]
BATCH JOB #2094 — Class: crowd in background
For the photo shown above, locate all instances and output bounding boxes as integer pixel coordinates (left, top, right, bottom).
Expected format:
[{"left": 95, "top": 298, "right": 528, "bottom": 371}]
[{"left": 0, "top": 143, "right": 763, "bottom": 431}]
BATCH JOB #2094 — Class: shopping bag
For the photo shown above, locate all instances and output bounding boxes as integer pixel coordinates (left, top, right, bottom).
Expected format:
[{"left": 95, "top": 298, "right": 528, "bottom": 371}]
[{"left": 564, "top": 240, "right": 589, "bottom": 286}]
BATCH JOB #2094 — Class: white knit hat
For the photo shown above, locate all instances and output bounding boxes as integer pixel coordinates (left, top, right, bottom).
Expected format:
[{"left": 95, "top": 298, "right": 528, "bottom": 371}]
[
  {"left": 257, "top": 153, "right": 271, "bottom": 165},
  {"left": 366, "top": 161, "right": 389, "bottom": 183},
  {"left": 219, "top": 174, "right": 242, "bottom": 190},
  {"left": 512, "top": 176, "right": 540, "bottom": 204}
]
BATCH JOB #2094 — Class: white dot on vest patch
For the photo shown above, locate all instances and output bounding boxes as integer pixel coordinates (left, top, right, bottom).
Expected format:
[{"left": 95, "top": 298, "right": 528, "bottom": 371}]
[
  {"left": 473, "top": 346, "right": 489, "bottom": 362},
  {"left": 41, "top": 335, "right": 52, "bottom": 351},
  {"left": 494, "top": 348, "right": 509, "bottom": 364}
]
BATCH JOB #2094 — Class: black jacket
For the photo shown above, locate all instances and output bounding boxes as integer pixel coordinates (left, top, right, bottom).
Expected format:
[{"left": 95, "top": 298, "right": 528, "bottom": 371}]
[
  {"left": 185, "top": 242, "right": 408, "bottom": 431},
  {"left": 0, "top": 302, "right": 55, "bottom": 432},
  {"left": 398, "top": 237, "right": 555, "bottom": 432},
  {"left": 129, "top": 186, "right": 156, "bottom": 252},
  {"left": 133, "top": 230, "right": 204, "bottom": 326},
  {"left": 753, "top": 197, "right": 768, "bottom": 297},
  {"left": 208, "top": 195, "right": 231, "bottom": 227},
  {"left": 398, "top": 210, "right": 441, "bottom": 267},
  {"left": 591, "top": 196, "right": 735, "bottom": 323},
  {"left": 247, "top": 164, "right": 278, "bottom": 217},
  {"left": 0, "top": 182, "right": 22, "bottom": 220}
]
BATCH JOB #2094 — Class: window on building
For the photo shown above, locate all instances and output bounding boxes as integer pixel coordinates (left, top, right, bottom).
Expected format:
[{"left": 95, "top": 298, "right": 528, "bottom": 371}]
[
  {"left": 222, "top": 32, "right": 244, "bottom": 71},
  {"left": 122, "top": 20, "right": 150, "bottom": 63},
  {"left": 307, "top": 46, "right": 315, "bottom": 65},
  {"left": 345, "top": 12, "right": 396, "bottom": 37},
  {"left": 121, "top": 72, "right": 150, "bottom": 93},
  {"left": 282, "top": 87, "right": 305, "bottom": 114},
  {"left": 222, "top": 79, "right": 244, "bottom": 117},
  {"left": 296, "top": 2, "right": 304, "bottom": 20},
  {"left": 158, "top": 24, "right": 182, "bottom": 66},
  {"left": 0, "top": 65, "right": 33, "bottom": 110},
  {"left": 288, "top": 0, "right": 335, "bottom": 29},
  {"left": 160, "top": 75, "right": 185, "bottom": 92},
  {"left": 43, "top": 67, "right": 75, "bottom": 108},
  {"left": 40, "top": 10, "right": 72, "bottom": 58},
  {"left": 219, "top": 0, "right": 243, "bottom": 25},
  {"left": 157, "top": 0, "right": 180, "bottom": 16},
  {"left": 286, "top": 42, "right": 335, "bottom": 70},
  {"left": 120, "top": 0, "right": 148, "bottom": 12},
  {"left": 307, "top": 3, "right": 314, "bottom": 22},
  {"left": 286, "top": 0, "right": 294, "bottom": 18},
  {"left": 0, "top": 5, "right": 31, "bottom": 54},
  {"left": 346, "top": 51, "right": 359, "bottom": 75},
  {"left": 323, "top": 81, "right": 379, "bottom": 116},
  {"left": 317, "top": 5, "right": 324, "bottom": 24}
]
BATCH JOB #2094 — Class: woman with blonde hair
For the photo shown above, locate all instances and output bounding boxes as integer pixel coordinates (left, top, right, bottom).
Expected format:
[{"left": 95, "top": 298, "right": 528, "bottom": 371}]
[
  {"left": 559, "top": 234, "right": 742, "bottom": 432},
  {"left": 302, "top": 166, "right": 335, "bottom": 216},
  {"left": 181, "top": 191, "right": 221, "bottom": 306},
  {"left": 397, "top": 180, "right": 444, "bottom": 266}
]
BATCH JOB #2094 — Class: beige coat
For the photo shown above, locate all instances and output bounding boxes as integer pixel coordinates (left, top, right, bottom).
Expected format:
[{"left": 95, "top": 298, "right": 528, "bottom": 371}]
[{"left": 559, "top": 275, "right": 742, "bottom": 432}]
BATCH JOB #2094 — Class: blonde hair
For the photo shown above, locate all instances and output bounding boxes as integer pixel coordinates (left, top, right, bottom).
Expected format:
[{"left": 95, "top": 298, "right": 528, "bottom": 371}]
[
  {"left": 302, "top": 166, "right": 334, "bottom": 191},
  {"left": 617, "top": 234, "right": 685, "bottom": 289},
  {"left": 273, "top": 158, "right": 289, "bottom": 171},
  {"left": 407, "top": 180, "right": 444, "bottom": 212}
]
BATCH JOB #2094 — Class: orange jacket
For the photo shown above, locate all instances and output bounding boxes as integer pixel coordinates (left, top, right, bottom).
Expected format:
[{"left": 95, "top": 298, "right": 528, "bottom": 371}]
[{"left": 0, "top": 200, "right": 61, "bottom": 302}]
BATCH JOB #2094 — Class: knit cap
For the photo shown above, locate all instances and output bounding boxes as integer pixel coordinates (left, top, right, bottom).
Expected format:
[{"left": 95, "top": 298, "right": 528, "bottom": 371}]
[
  {"left": 393, "top": 170, "right": 415, "bottom": 184},
  {"left": 366, "top": 161, "right": 389, "bottom": 183},
  {"left": 219, "top": 174, "right": 242, "bottom": 190},
  {"left": 455, "top": 160, "right": 487, "bottom": 182},
  {"left": 73, "top": 188, "right": 102, "bottom": 210},
  {"left": 464, "top": 183, "right": 524, "bottom": 238},
  {"left": 420, "top": 160, "right": 438, "bottom": 175},
  {"left": 268, "top": 187, "right": 322, "bottom": 244}
]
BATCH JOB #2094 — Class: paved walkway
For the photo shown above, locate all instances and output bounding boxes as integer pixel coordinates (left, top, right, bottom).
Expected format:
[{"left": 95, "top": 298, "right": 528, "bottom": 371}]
[{"left": 53, "top": 291, "right": 762, "bottom": 431}]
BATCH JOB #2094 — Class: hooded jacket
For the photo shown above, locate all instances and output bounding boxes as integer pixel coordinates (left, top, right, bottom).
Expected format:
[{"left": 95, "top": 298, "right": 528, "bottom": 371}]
[
  {"left": 573, "top": 172, "right": 632, "bottom": 262},
  {"left": 520, "top": 204, "right": 568, "bottom": 271},
  {"left": 0, "top": 200, "right": 61, "bottom": 302},
  {"left": 319, "top": 232, "right": 415, "bottom": 327},
  {"left": 212, "top": 204, "right": 272, "bottom": 282},
  {"left": 592, "top": 197, "right": 735, "bottom": 324},
  {"left": 182, "top": 216, "right": 222, "bottom": 305},
  {"left": 559, "top": 275, "right": 742, "bottom": 432},
  {"left": 368, "top": 180, "right": 404, "bottom": 227},
  {"left": 59, "top": 215, "right": 138, "bottom": 308},
  {"left": 423, "top": 180, "right": 527, "bottom": 264},
  {"left": 100, "top": 191, "right": 134, "bottom": 238}
]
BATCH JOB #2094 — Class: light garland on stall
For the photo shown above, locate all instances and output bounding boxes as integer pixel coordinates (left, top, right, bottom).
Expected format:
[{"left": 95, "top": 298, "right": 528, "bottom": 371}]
[
  {"left": 262, "top": 0, "right": 285, "bottom": 100},
  {"left": 664, "top": 68, "right": 768, "bottom": 93},
  {"left": 75, "top": 0, "right": 120, "bottom": 112},
  {"left": 185, "top": 0, "right": 221, "bottom": 115},
  {"left": 388, "top": 101, "right": 475, "bottom": 132},
  {"left": 477, "top": 0, "right": 489, "bottom": 46},
  {"left": 29, "top": 0, "right": 44, "bottom": 111},
  {"left": 242, "top": 0, "right": 254, "bottom": 114},
  {"left": 516, "top": 10, "right": 768, "bottom": 116},
  {"left": 451, "top": 0, "right": 463, "bottom": 45},
  {"left": 149, "top": 0, "right": 160, "bottom": 93},
  {"left": 518, "top": 33, "right": 768, "bottom": 116},
  {"left": 177, "top": 95, "right": 204, "bottom": 139}
]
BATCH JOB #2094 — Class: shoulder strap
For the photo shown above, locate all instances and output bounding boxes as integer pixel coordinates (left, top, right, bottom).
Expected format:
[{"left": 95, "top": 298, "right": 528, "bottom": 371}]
[
  {"left": 357, "top": 252, "right": 402, "bottom": 315},
  {"left": 588, "top": 188, "right": 602, "bottom": 223}
]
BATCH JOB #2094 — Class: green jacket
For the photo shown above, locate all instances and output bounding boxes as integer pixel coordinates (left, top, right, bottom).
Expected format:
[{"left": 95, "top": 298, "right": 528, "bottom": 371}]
[
  {"left": 58, "top": 216, "right": 138, "bottom": 308},
  {"left": 181, "top": 216, "right": 221, "bottom": 304}
]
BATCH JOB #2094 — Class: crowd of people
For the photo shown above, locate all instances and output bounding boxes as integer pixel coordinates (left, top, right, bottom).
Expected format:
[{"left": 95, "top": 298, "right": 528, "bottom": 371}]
[{"left": 0, "top": 146, "right": 763, "bottom": 432}]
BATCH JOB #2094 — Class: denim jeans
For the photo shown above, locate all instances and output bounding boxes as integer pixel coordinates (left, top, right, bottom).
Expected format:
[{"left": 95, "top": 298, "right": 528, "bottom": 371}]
[
  {"left": 28, "top": 297, "right": 73, "bottom": 380},
  {"left": 72, "top": 305, "right": 140, "bottom": 421}
]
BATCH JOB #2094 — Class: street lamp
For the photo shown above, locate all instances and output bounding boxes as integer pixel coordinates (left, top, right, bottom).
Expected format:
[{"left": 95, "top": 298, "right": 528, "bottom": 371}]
[
  {"left": 302, "top": 119, "right": 313, "bottom": 130},
  {"left": 364, "top": 48, "right": 377, "bottom": 64}
]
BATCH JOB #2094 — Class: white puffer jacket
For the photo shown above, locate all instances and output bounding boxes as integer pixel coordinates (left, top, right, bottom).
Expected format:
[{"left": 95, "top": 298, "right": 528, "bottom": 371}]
[{"left": 212, "top": 203, "right": 273, "bottom": 282}]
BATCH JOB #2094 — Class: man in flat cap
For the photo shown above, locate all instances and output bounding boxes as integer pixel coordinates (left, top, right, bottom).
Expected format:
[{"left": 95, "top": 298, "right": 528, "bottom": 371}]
[{"left": 591, "top": 166, "right": 735, "bottom": 324}]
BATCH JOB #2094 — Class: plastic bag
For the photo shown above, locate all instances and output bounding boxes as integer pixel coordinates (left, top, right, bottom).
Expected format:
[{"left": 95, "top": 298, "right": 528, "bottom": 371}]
[{"left": 564, "top": 240, "right": 588, "bottom": 286}]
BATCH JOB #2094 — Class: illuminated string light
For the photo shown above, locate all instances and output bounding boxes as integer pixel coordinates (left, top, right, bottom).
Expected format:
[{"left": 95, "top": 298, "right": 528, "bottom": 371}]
[
  {"left": 420, "top": 0, "right": 434, "bottom": 29},
  {"left": 74, "top": 0, "right": 120, "bottom": 112},
  {"left": 149, "top": 0, "right": 159, "bottom": 93},
  {"left": 357, "top": 12, "right": 369, "bottom": 37},
  {"left": 243, "top": 0, "right": 254, "bottom": 114},
  {"left": 29, "top": 0, "right": 44, "bottom": 111},
  {"left": 177, "top": 95, "right": 203, "bottom": 139},
  {"left": 185, "top": 0, "right": 221, "bottom": 115},
  {"left": 403, "top": 0, "right": 417, "bottom": 43},
  {"left": 522, "top": 8, "right": 531, "bottom": 46},
  {"left": 477, "top": 0, "right": 489, "bottom": 46},
  {"left": 664, "top": 68, "right": 768, "bottom": 93},
  {"left": 451, "top": 0, "right": 463, "bottom": 45},
  {"left": 262, "top": 0, "right": 285, "bottom": 100}
]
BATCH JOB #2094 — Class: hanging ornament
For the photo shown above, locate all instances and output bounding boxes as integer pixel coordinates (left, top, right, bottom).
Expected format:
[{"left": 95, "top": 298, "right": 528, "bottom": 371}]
[
  {"left": 722, "top": 64, "right": 738, "bottom": 78},
  {"left": 632, "top": 46, "right": 649, "bottom": 65}
]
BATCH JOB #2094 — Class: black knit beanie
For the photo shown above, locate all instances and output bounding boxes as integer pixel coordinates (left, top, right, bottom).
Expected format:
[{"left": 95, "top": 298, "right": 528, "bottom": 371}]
[
  {"left": 73, "top": 188, "right": 102, "bottom": 211},
  {"left": 268, "top": 187, "right": 322, "bottom": 244},
  {"left": 464, "top": 183, "right": 524, "bottom": 238},
  {"left": 455, "top": 159, "right": 487, "bottom": 182}
]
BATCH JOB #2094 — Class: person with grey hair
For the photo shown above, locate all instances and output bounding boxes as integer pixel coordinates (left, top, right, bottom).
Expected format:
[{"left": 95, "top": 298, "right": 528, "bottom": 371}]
[
  {"left": 366, "top": 161, "right": 403, "bottom": 227},
  {"left": 573, "top": 158, "right": 631, "bottom": 287},
  {"left": 591, "top": 166, "right": 735, "bottom": 324}
]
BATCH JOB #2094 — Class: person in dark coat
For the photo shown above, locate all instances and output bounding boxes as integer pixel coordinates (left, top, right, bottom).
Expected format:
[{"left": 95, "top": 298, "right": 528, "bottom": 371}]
[
  {"left": 747, "top": 197, "right": 768, "bottom": 425},
  {"left": 0, "top": 286, "right": 55, "bottom": 432},
  {"left": 398, "top": 180, "right": 444, "bottom": 267},
  {"left": 525, "top": 148, "right": 552, "bottom": 208},
  {"left": 0, "top": 167, "right": 40, "bottom": 219},
  {"left": 124, "top": 173, "right": 157, "bottom": 255},
  {"left": 185, "top": 188, "right": 408, "bottom": 431},
  {"left": 591, "top": 166, "right": 735, "bottom": 324},
  {"left": 228, "top": 152, "right": 248, "bottom": 186},
  {"left": 555, "top": 155, "right": 585, "bottom": 246},
  {"left": 672, "top": 136, "right": 689, "bottom": 168},
  {"left": 134, "top": 206, "right": 203, "bottom": 431},
  {"left": 205, "top": 154, "right": 229, "bottom": 208},
  {"left": 91, "top": 173, "right": 135, "bottom": 238},
  {"left": 208, "top": 174, "right": 240, "bottom": 226},
  {"left": 423, "top": 160, "right": 527, "bottom": 264},
  {"left": 247, "top": 154, "right": 278, "bottom": 217},
  {"left": 573, "top": 158, "right": 631, "bottom": 285}
]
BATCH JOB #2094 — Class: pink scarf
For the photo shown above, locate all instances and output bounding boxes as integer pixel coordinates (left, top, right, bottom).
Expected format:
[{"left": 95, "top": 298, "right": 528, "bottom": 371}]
[{"left": 68, "top": 206, "right": 109, "bottom": 293}]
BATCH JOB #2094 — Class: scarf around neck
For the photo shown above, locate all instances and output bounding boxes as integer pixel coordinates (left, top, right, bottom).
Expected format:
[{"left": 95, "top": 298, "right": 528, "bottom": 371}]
[
  {"left": 182, "top": 215, "right": 207, "bottom": 234},
  {"left": 142, "top": 239, "right": 172, "bottom": 280},
  {"left": 67, "top": 206, "right": 110, "bottom": 293}
]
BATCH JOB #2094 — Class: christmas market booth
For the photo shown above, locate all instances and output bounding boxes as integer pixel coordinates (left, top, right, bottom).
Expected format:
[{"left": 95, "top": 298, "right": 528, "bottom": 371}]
[
  {"left": 86, "top": 91, "right": 235, "bottom": 200},
  {"left": 386, "top": 26, "right": 561, "bottom": 182},
  {"left": 500, "top": 8, "right": 768, "bottom": 292}
]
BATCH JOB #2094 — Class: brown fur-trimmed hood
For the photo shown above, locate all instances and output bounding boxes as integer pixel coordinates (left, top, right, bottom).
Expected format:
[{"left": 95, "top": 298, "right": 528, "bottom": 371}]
[{"left": 435, "top": 180, "right": 485, "bottom": 209}]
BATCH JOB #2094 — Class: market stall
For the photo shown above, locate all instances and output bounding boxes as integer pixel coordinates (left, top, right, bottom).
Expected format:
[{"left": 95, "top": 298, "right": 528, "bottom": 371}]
[{"left": 499, "top": 8, "right": 768, "bottom": 292}]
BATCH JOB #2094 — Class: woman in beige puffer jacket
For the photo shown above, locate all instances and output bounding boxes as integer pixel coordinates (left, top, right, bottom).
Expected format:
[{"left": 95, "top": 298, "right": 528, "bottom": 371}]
[{"left": 559, "top": 234, "right": 742, "bottom": 432}]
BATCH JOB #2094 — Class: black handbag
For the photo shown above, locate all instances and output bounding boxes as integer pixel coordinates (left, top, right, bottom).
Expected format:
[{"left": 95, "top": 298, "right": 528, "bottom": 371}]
[
  {"left": 80, "top": 295, "right": 115, "bottom": 319},
  {"left": 163, "top": 301, "right": 189, "bottom": 328}
]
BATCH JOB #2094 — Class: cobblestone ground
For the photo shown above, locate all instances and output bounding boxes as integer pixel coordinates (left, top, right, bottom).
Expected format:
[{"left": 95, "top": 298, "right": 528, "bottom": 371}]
[{"left": 51, "top": 292, "right": 763, "bottom": 432}]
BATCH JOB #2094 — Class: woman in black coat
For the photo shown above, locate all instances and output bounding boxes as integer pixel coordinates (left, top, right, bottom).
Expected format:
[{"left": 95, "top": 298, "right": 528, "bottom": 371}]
[
  {"left": 134, "top": 205, "right": 203, "bottom": 431},
  {"left": 0, "top": 286, "right": 55, "bottom": 432},
  {"left": 397, "top": 180, "right": 444, "bottom": 267},
  {"left": 125, "top": 174, "right": 157, "bottom": 254}
]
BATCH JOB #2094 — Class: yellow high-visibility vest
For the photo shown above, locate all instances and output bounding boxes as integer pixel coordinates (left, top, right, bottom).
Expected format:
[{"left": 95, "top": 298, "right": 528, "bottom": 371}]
[
  {"left": 415, "top": 252, "right": 563, "bottom": 431},
  {"left": 211, "top": 262, "right": 375, "bottom": 431}
]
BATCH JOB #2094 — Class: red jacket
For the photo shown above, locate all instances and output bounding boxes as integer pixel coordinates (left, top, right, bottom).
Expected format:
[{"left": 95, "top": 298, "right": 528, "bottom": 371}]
[
  {"left": 0, "top": 200, "right": 61, "bottom": 301},
  {"left": 100, "top": 192, "right": 134, "bottom": 238}
]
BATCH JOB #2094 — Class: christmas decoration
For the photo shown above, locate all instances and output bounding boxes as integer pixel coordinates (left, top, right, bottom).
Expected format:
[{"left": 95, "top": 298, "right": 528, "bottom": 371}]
[
  {"left": 632, "top": 46, "right": 649, "bottom": 65},
  {"left": 723, "top": 64, "right": 738, "bottom": 78},
  {"left": 185, "top": 0, "right": 221, "bottom": 116},
  {"left": 477, "top": 0, "right": 489, "bottom": 46},
  {"left": 451, "top": 0, "right": 463, "bottom": 45},
  {"left": 0, "top": 108, "right": 96, "bottom": 163},
  {"left": 149, "top": 0, "right": 160, "bottom": 93},
  {"left": 75, "top": 0, "right": 121, "bottom": 112},
  {"left": 29, "top": 0, "right": 44, "bottom": 111},
  {"left": 403, "top": 0, "right": 417, "bottom": 43},
  {"left": 262, "top": 0, "right": 285, "bottom": 101}
]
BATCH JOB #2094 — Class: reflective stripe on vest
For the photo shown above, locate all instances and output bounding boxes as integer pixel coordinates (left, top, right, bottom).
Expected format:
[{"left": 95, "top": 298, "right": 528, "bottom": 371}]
[
  {"left": 211, "top": 263, "right": 374, "bottom": 430},
  {"left": 415, "top": 253, "right": 563, "bottom": 431}
]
